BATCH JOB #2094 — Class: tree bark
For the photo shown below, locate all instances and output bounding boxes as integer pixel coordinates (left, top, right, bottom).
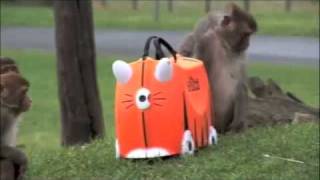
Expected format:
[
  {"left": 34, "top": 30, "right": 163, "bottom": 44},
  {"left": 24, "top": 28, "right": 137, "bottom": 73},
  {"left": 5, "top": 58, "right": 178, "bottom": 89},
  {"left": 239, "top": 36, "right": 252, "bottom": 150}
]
[
  {"left": 54, "top": 0, "right": 105, "bottom": 146},
  {"left": 247, "top": 77, "right": 319, "bottom": 128}
]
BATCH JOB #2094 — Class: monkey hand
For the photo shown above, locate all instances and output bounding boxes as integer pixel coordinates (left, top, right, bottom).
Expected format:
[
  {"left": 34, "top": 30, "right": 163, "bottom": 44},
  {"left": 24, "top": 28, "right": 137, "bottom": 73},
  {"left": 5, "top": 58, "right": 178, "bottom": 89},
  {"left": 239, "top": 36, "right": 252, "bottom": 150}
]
[
  {"left": 17, "top": 165, "right": 27, "bottom": 180},
  {"left": 179, "top": 33, "right": 196, "bottom": 57},
  {"left": 228, "top": 120, "right": 247, "bottom": 133}
]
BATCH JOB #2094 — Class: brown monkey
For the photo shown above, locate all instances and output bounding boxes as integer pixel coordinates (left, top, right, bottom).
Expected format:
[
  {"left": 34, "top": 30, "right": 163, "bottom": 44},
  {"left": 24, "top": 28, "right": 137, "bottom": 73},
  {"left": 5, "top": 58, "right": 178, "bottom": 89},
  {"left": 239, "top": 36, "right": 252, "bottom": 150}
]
[
  {"left": 179, "top": 3, "right": 257, "bottom": 58},
  {"left": 180, "top": 3, "right": 257, "bottom": 133},
  {"left": 0, "top": 57, "right": 20, "bottom": 74},
  {"left": 0, "top": 72, "right": 31, "bottom": 180}
]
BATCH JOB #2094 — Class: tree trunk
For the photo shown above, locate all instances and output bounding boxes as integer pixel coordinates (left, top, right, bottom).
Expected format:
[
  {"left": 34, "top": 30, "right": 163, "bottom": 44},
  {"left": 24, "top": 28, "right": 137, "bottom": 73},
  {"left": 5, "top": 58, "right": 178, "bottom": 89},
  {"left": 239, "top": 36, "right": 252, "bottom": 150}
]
[
  {"left": 132, "top": 0, "right": 138, "bottom": 10},
  {"left": 247, "top": 77, "right": 319, "bottom": 128},
  {"left": 54, "top": 0, "right": 105, "bottom": 146},
  {"left": 101, "top": 0, "right": 107, "bottom": 7},
  {"left": 244, "top": 0, "right": 250, "bottom": 12},
  {"left": 154, "top": 0, "right": 160, "bottom": 22},
  {"left": 168, "top": 0, "right": 173, "bottom": 13},
  {"left": 285, "top": 0, "right": 292, "bottom": 12},
  {"left": 205, "top": 0, "right": 211, "bottom": 13}
]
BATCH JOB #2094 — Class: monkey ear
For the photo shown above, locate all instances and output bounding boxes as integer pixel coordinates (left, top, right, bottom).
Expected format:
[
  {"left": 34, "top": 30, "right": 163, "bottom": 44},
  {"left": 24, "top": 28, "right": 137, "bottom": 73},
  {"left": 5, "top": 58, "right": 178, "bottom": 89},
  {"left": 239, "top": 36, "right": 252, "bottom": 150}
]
[
  {"left": 155, "top": 58, "right": 173, "bottom": 82},
  {"left": 112, "top": 60, "right": 133, "bottom": 84}
]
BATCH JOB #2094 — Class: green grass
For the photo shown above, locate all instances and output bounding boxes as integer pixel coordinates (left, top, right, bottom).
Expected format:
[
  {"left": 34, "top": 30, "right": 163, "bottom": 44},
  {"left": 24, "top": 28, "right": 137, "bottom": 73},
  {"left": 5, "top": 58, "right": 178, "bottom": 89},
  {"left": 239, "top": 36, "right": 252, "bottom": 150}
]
[
  {"left": 1, "top": 1, "right": 319, "bottom": 37},
  {"left": 26, "top": 124, "right": 320, "bottom": 180},
  {"left": 1, "top": 49, "right": 319, "bottom": 179}
]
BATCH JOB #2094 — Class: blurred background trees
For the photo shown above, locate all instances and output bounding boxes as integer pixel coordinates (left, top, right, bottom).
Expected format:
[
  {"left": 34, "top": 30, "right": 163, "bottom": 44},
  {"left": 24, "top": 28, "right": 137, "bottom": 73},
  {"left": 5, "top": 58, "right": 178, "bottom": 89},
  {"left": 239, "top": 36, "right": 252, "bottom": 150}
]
[
  {"left": 2, "top": 0, "right": 318, "bottom": 13},
  {"left": 2, "top": 0, "right": 318, "bottom": 37}
]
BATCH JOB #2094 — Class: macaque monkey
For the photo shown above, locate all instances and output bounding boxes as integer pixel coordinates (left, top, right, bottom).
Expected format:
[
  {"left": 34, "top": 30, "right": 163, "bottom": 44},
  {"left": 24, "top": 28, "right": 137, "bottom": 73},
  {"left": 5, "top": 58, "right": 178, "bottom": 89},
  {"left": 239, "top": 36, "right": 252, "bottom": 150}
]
[
  {"left": 179, "top": 3, "right": 257, "bottom": 133},
  {"left": 0, "top": 59, "right": 31, "bottom": 180}
]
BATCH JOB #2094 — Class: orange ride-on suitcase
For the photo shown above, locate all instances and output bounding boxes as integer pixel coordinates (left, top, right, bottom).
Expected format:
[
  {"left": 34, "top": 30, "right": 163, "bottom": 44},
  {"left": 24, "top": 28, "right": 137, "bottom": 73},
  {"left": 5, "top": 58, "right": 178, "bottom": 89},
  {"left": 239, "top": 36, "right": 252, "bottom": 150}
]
[{"left": 112, "top": 36, "right": 217, "bottom": 159}]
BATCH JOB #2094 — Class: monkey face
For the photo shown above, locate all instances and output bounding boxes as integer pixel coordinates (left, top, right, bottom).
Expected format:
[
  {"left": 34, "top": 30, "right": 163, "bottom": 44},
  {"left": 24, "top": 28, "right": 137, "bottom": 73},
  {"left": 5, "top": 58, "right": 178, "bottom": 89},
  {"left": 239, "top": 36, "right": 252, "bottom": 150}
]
[
  {"left": 0, "top": 73, "right": 31, "bottom": 113},
  {"left": 1, "top": 64, "right": 19, "bottom": 74},
  {"left": 233, "top": 21, "right": 256, "bottom": 52},
  {"left": 220, "top": 3, "right": 257, "bottom": 53},
  {"left": 218, "top": 21, "right": 252, "bottom": 53}
]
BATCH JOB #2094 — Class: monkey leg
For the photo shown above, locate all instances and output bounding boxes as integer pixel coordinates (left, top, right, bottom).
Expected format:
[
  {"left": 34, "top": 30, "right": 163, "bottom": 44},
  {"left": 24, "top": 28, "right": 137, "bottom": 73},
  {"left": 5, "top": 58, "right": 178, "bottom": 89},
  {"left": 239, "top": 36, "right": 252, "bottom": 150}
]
[
  {"left": 0, "top": 146, "right": 28, "bottom": 180},
  {"left": 1, "top": 146, "right": 28, "bottom": 166},
  {"left": 229, "top": 83, "right": 248, "bottom": 132},
  {"left": 214, "top": 111, "right": 229, "bottom": 134},
  {"left": 0, "top": 159, "right": 15, "bottom": 180},
  {"left": 179, "top": 33, "right": 195, "bottom": 57}
]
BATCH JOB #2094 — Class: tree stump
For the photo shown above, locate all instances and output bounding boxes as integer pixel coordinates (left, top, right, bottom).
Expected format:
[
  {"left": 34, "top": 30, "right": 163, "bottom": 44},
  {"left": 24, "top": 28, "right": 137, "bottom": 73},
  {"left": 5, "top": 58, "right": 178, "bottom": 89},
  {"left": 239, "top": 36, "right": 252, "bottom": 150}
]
[{"left": 247, "top": 77, "right": 319, "bottom": 128}]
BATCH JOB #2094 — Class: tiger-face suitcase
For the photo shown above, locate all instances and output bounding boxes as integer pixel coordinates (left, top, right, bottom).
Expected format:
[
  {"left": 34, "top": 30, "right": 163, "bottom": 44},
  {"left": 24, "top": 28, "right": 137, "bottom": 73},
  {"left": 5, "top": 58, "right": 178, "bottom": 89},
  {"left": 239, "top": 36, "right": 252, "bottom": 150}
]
[{"left": 112, "top": 36, "right": 217, "bottom": 159}]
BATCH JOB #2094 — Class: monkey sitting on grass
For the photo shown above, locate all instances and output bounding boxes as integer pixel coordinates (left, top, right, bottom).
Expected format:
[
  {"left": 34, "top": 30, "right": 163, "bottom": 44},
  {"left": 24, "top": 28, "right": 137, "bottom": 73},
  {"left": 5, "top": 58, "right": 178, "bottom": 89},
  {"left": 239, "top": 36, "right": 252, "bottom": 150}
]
[
  {"left": 0, "top": 57, "right": 31, "bottom": 180},
  {"left": 179, "top": 3, "right": 257, "bottom": 133}
]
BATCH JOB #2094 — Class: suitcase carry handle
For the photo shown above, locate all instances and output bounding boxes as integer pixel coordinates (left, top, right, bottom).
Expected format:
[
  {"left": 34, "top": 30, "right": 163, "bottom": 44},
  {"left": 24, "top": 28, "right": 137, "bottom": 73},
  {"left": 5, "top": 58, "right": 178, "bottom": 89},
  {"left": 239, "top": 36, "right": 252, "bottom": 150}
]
[
  {"left": 142, "top": 36, "right": 177, "bottom": 61},
  {"left": 154, "top": 37, "right": 177, "bottom": 62},
  {"left": 153, "top": 39, "right": 165, "bottom": 60},
  {"left": 142, "top": 36, "right": 160, "bottom": 60}
]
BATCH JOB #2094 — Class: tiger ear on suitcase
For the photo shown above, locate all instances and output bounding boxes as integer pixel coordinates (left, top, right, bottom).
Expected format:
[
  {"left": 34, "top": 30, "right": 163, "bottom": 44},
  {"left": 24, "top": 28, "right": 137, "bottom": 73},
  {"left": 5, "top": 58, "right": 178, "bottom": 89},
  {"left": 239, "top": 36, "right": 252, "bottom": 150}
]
[
  {"left": 112, "top": 60, "right": 133, "bottom": 84},
  {"left": 154, "top": 58, "right": 173, "bottom": 82}
]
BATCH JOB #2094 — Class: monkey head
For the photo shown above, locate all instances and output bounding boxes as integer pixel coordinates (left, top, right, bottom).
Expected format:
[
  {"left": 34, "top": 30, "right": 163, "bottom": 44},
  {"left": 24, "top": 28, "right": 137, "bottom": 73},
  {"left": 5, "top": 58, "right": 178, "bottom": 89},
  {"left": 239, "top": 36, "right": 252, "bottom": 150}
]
[
  {"left": 0, "top": 72, "right": 31, "bottom": 114},
  {"left": 0, "top": 57, "right": 19, "bottom": 74},
  {"left": 216, "top": 3, "right": 258, "bottom": 53}
]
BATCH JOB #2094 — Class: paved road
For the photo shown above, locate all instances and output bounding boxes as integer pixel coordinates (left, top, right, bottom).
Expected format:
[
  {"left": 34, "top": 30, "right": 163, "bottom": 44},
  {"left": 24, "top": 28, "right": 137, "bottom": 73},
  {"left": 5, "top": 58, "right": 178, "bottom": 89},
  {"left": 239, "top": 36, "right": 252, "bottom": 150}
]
[{"left": 1, "top": 27, "right": 319, "bottom": 65}]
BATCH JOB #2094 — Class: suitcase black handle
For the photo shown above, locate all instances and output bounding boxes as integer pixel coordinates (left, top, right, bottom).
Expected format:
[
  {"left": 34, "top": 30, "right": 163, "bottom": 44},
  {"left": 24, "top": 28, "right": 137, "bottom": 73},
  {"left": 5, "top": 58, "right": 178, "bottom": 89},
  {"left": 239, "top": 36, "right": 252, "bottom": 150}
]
[{"left": 142, "top": 36, "right": 177, "bottom": 61}]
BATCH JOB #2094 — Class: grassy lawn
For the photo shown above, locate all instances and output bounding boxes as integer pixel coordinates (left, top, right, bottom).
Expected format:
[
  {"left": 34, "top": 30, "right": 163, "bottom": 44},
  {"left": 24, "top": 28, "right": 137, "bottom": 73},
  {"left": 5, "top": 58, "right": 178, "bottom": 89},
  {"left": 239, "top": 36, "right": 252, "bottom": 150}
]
[
  {"left": 1, "top": 49, "right": 319, "bottom": 179},
  {"left": 1, "top": 1, "right": 319, "bottom": 37}
]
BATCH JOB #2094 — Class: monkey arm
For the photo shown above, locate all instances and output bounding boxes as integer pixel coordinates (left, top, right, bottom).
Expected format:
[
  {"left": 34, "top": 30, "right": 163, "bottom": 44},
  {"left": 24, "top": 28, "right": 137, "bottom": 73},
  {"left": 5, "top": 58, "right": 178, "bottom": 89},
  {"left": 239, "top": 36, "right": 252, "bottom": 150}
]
[
  {"left": 229, "top": 82, "right": 248, "bottom": 132},
  {"left": 179, "top": 13, "right": 217, "bottom": 58},
  {"left": 196, "top": 29, "right": 217, "bottom": 72},
  {"left": 179, "top": 33, "right": 196, "bottom": 57}
]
